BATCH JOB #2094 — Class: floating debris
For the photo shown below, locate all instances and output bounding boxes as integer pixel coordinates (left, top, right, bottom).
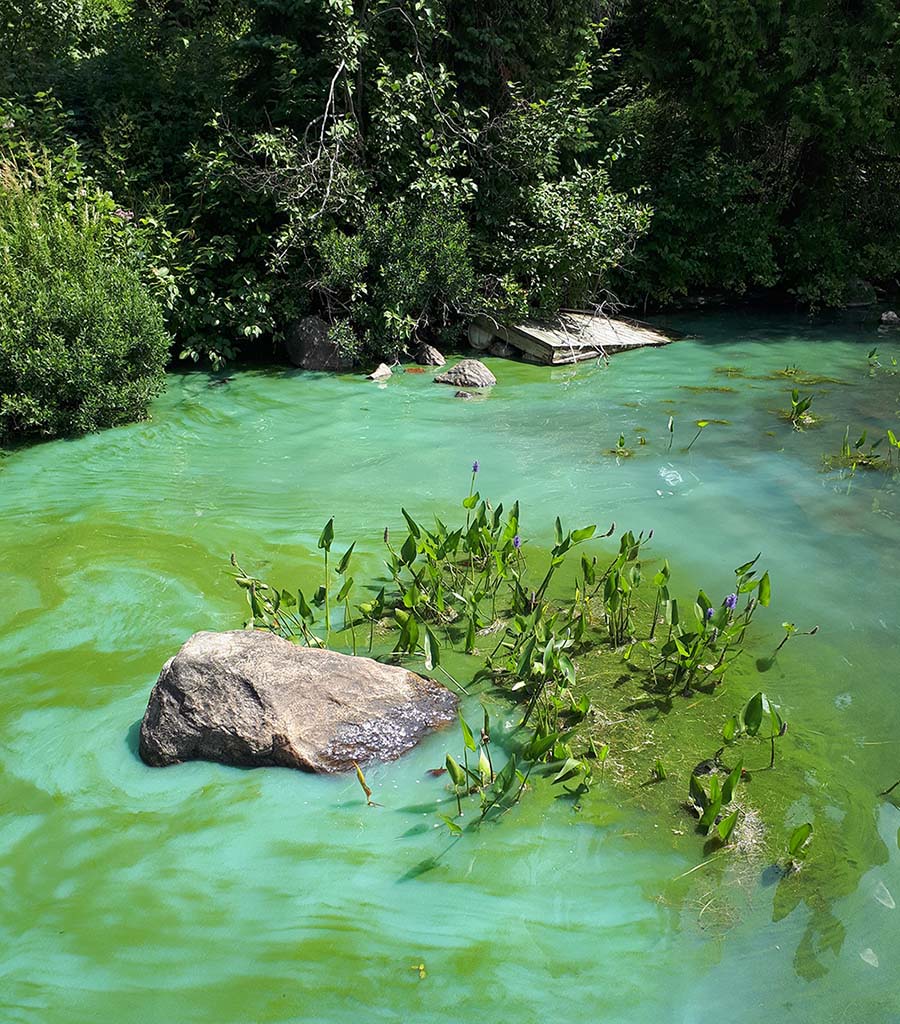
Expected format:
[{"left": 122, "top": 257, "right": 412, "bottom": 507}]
[
  {"left": 874, "top": 880, "right": 895, "bottom": 909},
  {"left": 468, "top": 311, "right": 681, "bottom": 365},
  {"left": 860, "top": 947, "right": 880, "bottom": 968}
]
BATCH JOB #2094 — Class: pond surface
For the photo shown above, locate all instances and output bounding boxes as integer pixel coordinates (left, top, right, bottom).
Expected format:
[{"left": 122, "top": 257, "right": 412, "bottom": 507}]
[{"left": 2, "top": 310, "right": 900, "bottom": 1023}]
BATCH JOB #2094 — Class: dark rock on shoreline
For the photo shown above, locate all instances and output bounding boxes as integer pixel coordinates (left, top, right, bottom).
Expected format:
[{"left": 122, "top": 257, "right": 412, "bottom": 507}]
[
  {"left": 285, "top": 316, "right": 353, "bottom": 371},
  {"left": 139, "top": 630, "right": 458, "bottom": 773},
  {"left": 415, "top": 344, "right": 446, "bottom": 366}
]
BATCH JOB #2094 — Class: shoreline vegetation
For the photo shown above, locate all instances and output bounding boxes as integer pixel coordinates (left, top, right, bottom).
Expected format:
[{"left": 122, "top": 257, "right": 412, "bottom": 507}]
[{"left": 2, "top": 3, "right": 899, "bottom": 443}]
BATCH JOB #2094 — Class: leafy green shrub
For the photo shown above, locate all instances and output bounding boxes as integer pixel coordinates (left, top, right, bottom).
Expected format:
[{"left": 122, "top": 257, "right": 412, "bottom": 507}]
[{"left": 0, "top": 181, "right": 170, "bottom": 443}]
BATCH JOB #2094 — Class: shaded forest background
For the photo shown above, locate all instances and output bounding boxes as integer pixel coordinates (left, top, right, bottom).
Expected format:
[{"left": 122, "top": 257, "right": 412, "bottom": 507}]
[{"left": 0, "top": 0, "right": 898, "bottom": 424}]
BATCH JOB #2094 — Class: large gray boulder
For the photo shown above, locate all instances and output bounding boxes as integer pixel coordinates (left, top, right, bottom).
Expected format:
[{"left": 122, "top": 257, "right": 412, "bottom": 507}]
[
  {"left": 434, "top": 359, "right": 496, "bottom": 388},
  {"left": 285, "top": 316, "right": 352, "bottom": 371},
  {"left": 139, "top": 630, "right": 457, "bottom": 773}
]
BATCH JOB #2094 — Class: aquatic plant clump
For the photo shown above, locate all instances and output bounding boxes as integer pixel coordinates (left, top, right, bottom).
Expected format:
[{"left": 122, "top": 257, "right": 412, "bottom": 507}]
[{"left": 229, "top": 468, "right": 795, "bottom": 846}]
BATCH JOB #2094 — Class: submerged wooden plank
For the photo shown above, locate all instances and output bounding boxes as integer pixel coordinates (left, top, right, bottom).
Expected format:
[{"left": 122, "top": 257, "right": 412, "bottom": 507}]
[{"left": 470, "top": 311, "right": 679, "bottom": 365}]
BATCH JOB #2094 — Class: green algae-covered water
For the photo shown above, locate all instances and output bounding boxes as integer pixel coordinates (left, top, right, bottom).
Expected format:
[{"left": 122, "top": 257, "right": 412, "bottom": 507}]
[{"left": 3, "top": 311, "right": 900, "bottom": 1024}]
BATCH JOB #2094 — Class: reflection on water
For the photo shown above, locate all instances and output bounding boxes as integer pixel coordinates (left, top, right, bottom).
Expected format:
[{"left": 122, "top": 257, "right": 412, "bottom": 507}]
[{"left": 2, "top": 310, "right": 900, "bottom": 1023}]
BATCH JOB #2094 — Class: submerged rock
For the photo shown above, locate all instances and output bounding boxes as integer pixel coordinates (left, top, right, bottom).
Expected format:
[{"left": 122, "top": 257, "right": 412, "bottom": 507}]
[
  {"left": 285, "top": 316, "right": 353, "bottom": 371},
  {"left": 139, "top": 630, "right": 457, "bottom": 773},
  {"left": 881, "top": 310, "right": 899, "bottom": 324},
  {"left": 434, "top": 359, "right": 496, "bottom": 388},
  {"left": 415, "top": 344, "right": 446, "bottom": 366}
]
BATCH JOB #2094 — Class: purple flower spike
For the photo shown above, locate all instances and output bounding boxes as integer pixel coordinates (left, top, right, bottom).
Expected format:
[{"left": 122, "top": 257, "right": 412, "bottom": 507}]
[
  {"left": 472, "top": 460, "right": 479, "bottom": 474},
  {"left": 513, "top": 534, "right": 521, "bottom": 550},
  {"left": 724, "top": 593, "right": 738, "bottom": 611},
  {"left": 706, "top": 606, "right": 714, "bottom": 620}
]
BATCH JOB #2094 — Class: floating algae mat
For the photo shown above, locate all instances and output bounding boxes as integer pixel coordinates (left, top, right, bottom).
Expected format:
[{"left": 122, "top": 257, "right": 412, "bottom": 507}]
[{"left": 2, "top": 310, "right": 900, "bottom": 1023}]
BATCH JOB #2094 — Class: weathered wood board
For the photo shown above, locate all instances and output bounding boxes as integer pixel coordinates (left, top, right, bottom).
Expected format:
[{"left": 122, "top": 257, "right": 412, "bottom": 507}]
[{"left": 469, "top": 310, "right": 680, "bottom": 365}]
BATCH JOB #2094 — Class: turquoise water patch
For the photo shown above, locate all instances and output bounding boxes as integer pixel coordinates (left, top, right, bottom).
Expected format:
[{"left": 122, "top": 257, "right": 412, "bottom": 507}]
[{"left": 2, "top": 310, "right": 899, "bottom": 1023}]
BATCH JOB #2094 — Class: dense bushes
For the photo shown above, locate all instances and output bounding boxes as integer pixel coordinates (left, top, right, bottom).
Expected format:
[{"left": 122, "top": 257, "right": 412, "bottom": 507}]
[
  {"left": 1, "top": 0, "right": 898, "bottom": 371},
  {"left": 0, "top": 178, "right": 169, "bottom": 443}
]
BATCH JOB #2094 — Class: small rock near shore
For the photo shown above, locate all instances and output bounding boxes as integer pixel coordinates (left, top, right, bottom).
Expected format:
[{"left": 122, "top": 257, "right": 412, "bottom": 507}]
[
  {"left": 366, "top": 362, "right": 393, "bottom": 380},
  {"left": 434, "top": 359, "right": 496, "bottom": 388},
  {"left": 881, "top": 310, "right": 899, "bottom": 324},
  {"left": 139, "top": 630, "right": 458, "bottom": 774}
]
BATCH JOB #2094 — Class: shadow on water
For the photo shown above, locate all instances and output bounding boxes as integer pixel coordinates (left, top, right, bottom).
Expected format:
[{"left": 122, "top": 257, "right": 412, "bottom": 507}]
[{"left": 126, "top": 718, "right": 142, "bottom": 759}]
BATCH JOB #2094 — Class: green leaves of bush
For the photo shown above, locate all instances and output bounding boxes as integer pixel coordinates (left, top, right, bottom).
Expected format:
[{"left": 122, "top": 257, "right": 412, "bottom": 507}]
[{"left": 0, "top": 182, "right": 169, "bottom": 443}]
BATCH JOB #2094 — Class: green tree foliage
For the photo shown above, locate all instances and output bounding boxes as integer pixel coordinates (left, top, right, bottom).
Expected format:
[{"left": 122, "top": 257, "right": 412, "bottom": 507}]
[
  {"left": 1, "top": 0, "right": 898, "bottom": 368},
  {"left": 2, "top": 0, "right": 650, "bottom": 364},
  {"left": 0, "top": 165, "right": 169, "bottom": 442},
  {"left": 604, "top": 0, "right": 900, "bottom": 305}
]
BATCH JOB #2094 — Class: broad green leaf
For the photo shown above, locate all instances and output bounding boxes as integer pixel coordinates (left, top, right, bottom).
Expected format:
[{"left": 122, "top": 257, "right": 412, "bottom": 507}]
[
  {"left": 758, "top": 571, "right": 771, "bottom": 606},
  {"left": 445, "top": 755, "right": 465, "bottom": 788},
  {"left": 459, "top": 712, "right": 477, "bottom": 752},
  {"left": 722, "top": 759, "right": 743, "bottom": 804},
  {"left": 698, "top": 796, "right": 722, "bottom": 834},
  {"left": 423, "top": 627, "right": 440, "bottom": 670},
  {"left": 525, "top": 732, "right": 559, "bottom": 761},
  {"left": 336, "top": 576, "right": 353, "bottom": 603},
  {"left": 559, "top": 653, "right": 576, "bottom": 687},
  {"left": 734, "top": 553, "right": 761, "bottom": 576},
  {"left": 552, "top": 757, "right": 583, "bottom": 784},
  {"left": 743, "top": 692, "right": 764, "bottom": 736},
  {"left": 297, "top": 589, "right": 313, "bottom": 621},
  {"left": 400, "top": 533, "right": 417, "bottom": 565},
  {"left": 571, "top": 525, "right": 597, "bottom": 543},
  {"left": 439, "top": 814, "right": 462, "bottom": 835},
  {"left": 401, "top": 508, "right": 420, "bottom": 538},
  {"left": 689, "top": 773, "right": 708, "bottom": 810},
  {"left": 318, "top": 517, "right": 334, "bottom": 551},
  {"left": 465, "top": 617, "right": 476, "bottom": 654},
  {"left": 493, "top": 754, "right": 518, "bottom": 797},
  {"left": 336, "top": 542, "right": 356, "bottom": 574},
  {"left": 717, "top": 810, "right": 739, "bottom": 843},
  {"left": 789, "top": 822, "right": 813, "bottom": 858}
]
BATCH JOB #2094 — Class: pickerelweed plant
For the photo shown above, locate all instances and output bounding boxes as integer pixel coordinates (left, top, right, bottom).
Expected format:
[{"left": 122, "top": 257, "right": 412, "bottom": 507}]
[
  {"left": 625, "top": 555, "right": 771, "bottom": 697},
  {"left": 229, "top": 468, "right": 782, "bottom": 836},
  {"left": 786, "top": 389, "right": 815, "bottom": 429},
  {"left": 822, "top": 426, "right": 888, "bottom": 473},
  {"left": 684, "top": 690, "right": 789, "bottom": 849}
]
